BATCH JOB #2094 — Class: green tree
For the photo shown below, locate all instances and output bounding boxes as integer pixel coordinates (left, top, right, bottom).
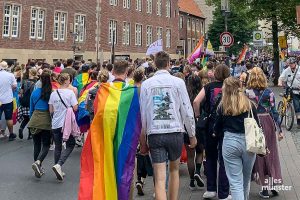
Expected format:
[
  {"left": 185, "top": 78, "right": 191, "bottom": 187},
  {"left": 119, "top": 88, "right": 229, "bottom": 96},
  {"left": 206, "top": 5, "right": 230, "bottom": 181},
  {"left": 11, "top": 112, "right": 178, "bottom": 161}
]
[{"left": 208, "top": 6, "right": 257, "bottom": 55}]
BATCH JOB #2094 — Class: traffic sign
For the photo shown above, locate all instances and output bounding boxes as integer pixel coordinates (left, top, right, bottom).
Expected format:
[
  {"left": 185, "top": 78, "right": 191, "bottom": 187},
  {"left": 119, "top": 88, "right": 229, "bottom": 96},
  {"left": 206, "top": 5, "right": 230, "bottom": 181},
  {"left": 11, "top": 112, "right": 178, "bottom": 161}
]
[
  {"left": 253, "top": 31, "right": 263, "bottom": 47},
  {"left": 220, "top": 32, "right": 234, "bottom": 47}
]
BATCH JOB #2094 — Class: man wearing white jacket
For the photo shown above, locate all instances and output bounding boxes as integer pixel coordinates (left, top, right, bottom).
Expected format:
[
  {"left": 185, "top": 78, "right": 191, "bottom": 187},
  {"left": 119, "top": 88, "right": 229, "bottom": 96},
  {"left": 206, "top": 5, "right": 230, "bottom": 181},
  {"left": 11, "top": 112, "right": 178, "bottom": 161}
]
[{"left": 140, "top": 51, "right": 197, "bottom": 200}]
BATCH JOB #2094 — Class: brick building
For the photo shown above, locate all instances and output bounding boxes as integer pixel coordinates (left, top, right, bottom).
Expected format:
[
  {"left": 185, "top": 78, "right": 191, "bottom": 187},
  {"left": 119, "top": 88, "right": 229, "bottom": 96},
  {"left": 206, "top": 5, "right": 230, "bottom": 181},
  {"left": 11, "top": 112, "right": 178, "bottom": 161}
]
[
  {"left": 178, "top": 0, "right": 205, "bottom": 58},
  {"left": 0, "top": 0, "right": 180, "bottom": 64}
]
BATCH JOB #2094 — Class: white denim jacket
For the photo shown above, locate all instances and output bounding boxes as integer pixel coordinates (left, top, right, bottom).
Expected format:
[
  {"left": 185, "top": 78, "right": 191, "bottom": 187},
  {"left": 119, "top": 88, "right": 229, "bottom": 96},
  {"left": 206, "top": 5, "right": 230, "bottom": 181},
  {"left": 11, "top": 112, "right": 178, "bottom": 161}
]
[{"left": 140, "top": 70, "right": 196, "bottom": 137}]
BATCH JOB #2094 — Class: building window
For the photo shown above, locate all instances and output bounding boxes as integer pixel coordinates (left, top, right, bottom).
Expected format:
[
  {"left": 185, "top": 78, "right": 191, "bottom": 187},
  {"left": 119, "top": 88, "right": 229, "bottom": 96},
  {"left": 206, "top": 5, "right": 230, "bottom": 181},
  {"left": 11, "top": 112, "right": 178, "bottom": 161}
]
[
  {"left": 53, "top": 11, "right": 67, "bottom": 41},
  {"left": 30, "top": 8, "right": 45, "bottom": 40},
  {"left": 187, "top": 18, "right": 191, "bottom": 30},
  {"left": 110, "top": 0, "right": 118, "bottom": 6},
  {"left": 157, "top": 0, "right": 162, "bottom": 16},
  {"left": 136, "top": 0, "right": 142, "bottom": 11},
  {"left": 146, "top": 26, "right": 153, "bottom": 46},
  {"left": 109, "top": 20, "right": 117, "bottom": 44},
  {"left": 166, "top": 0, "right": 171, "bottom": 18},
  {"left": 201, "top": 21, "right": 204, "bottom": 35},
  {"left": 135, "top": 24, "right": 142, "bottom": 46},
  {"left": 3, "top": 4, "right": 20, "bottom": 38},
  {"left": 179, "top": 16, "right": 183, "bottom": 29},
  {"left": 156, "top": 27, "right": 162, "bottom": 40},
  {"left": 123, "top": 0, "right": 131, "bottom": 9},
  {"left": 146, "top": 0, "right": 152, "bottom": 14},
  {"left": 192, "top": 19, "right": 195, "bottom": 33},
  {"left": 187, "top": 38, "right": 192, "bottom": 55},
  {"left": 123, "top": 22, "right": 130, "bottom": 45},
  {"left": 166, "top": 29, "right": 171, "bottom": 48},
  {"left": 74, "top": 14, "right": 85, "bottom": 42}
]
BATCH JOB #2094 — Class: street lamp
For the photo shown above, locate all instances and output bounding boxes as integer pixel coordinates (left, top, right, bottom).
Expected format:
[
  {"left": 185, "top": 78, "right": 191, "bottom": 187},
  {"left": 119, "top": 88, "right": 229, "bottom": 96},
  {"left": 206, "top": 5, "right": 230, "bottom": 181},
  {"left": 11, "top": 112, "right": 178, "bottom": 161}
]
[{"left": 221, "top": 0, "right": 230, "bottom": 32}]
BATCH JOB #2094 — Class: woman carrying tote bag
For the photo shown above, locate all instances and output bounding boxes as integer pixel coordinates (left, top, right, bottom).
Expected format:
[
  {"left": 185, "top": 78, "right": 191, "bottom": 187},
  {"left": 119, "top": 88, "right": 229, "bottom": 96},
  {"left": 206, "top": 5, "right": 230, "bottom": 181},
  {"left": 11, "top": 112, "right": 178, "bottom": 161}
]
[
  {"left": 246, "top": 67, "right": 283, "bottom": 198},
  {"left": 214, "top": 77, "right": 259, "bottom": 200}
]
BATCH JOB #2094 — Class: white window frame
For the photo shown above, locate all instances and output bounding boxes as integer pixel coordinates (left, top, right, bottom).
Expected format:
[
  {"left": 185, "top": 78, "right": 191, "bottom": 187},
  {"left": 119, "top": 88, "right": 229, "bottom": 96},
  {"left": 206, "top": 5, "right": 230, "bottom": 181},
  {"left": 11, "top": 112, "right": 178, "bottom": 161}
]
[
  {"left": 3, "top": 3, "right": 21, "bottom": 38},
  {"left": 179, "top": 16, "right": 183, "bottom": 29},
  {"left": 187, "top": 18, "right": 191, "bottom": 30},
  {"left": 53, "top": 11, "right": 67, "bottom": 41},
  {"left": 30, "top": 7, "right": 45, "bottom": 40},
  {"left": 166, "top": 0, "right": 171, "bottom": 18},
  {"left": 146, "top": 0, "right": 152, "bottom": 14},
  {"left": 135, "top": 24, "right": 142, "bottom": 46},
  {"left": 156, "top": 27, "right": 162, "bottom": 40},
  {"left": 109, "top": 20, "right": 117, "bottom": 44},
  {"left": 123, "top": 0, "right": 131, "bottom": 9},
  {"left": 74, "top": 14, "right": 86, "bottom": 42},
  {"left": 122, "top": 22, "right": 130, "bottom": 45},
  {"left": 156, "top": 0, "right": 162, "bottom": 16},
  {"left": 166, "top": 29, "right": 171, "bottom": 48},
  {"left": 110, "top": 0, "right": 118, "bottom": 6},
  {"left": 136, "top": 0, "right": 142, "bottom": 12},
  {"left": 146, "top": 25, "right": 153, "bottom": 46}
]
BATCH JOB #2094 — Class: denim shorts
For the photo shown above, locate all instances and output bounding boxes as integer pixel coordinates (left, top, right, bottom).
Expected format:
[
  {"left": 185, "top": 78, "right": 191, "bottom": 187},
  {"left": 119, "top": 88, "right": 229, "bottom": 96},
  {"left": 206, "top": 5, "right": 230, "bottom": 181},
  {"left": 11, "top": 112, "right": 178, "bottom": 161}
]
[
  {"left": 148, "top": 133, "right": 183, "bottom": 164},
  {"left": 0, "top": 102, "right": 13, "bottom": 120},
  {"left": 292, "top": 93, "right": 300, "bottom": 114}
]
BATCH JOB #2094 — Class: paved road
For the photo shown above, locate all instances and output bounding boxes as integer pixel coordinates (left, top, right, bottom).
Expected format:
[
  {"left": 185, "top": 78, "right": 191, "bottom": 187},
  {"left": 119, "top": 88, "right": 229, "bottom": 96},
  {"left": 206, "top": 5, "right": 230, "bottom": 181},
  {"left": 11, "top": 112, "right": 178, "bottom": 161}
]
[{"left": 0, "top": 87, "right": 298, "bottom": 200}]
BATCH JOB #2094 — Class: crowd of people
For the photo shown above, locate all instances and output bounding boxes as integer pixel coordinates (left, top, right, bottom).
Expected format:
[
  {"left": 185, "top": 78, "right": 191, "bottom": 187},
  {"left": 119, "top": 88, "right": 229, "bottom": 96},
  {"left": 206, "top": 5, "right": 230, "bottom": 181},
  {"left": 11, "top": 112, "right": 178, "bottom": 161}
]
[{"left": 0, "top": 53, "right": 299, "bottom": 200}]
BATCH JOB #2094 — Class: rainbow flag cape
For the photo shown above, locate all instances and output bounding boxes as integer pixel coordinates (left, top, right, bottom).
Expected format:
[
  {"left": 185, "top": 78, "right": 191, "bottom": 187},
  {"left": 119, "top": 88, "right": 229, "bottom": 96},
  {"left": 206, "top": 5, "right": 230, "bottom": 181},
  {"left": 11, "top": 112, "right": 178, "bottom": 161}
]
[
  {"left": 78, "top": 82, "right": 142, "bottom": 200},
  {"left": 77, "top": 81, "right": 99, "bottom": 133},
  {"left": 201, "top": 54, "right": 207, "bottom": 66},
  {"left": 73, "top": 73, "right": 91, "bottom": 95},
  {"left": 237, "top": 45, "right": 248, "bottom": 63},
  {"left": 188, "top": 36, "right": 204, "bottom": 64}
]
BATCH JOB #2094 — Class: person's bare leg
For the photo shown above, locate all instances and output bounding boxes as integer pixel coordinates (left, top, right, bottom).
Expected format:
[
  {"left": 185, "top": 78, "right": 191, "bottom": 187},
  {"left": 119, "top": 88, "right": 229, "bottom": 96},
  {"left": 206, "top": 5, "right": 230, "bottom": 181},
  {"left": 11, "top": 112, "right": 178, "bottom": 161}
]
[
  {"left": 153, "top": 162, "right": 167, "bottom": 200},
  {"left": 168, "top": 158, "right": 180, "bottom": 200},
  {"left": 6, "top": 120, "right": 13, "bottom": 135}
]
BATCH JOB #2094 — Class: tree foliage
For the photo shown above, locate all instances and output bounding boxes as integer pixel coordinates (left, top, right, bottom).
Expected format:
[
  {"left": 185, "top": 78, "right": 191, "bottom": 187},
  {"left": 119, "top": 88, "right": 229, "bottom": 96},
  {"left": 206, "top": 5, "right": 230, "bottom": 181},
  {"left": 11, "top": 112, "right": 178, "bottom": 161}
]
[{"left": 208, "top": 5, "right": 257, "bottom": 55}]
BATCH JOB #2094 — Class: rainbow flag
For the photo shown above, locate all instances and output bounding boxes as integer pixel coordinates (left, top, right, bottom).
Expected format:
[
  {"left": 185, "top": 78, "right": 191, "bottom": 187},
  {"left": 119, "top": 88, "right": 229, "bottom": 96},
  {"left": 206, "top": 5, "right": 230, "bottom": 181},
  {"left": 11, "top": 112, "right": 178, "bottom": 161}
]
[
  {"left": 237, "top": 45, "right": 248, "bottom": 63},
  {"left": 201, "top": 54, "right": 207, "bottom": 66},
  {"left": 78, "top": 82, "right": 142, "bottom": 200},
  {"left": 77, "top": 81, "right": 99, "bottom": 133},
  {"left": 73, "top": 73, "right": 91, "bottom": 95},
  {"left": 188, "top": 36, "right": 204, "bottom": 64},
  {"left": 51, "top": 82, "right": 60, "bottom": 90},
  {"left": 12, "top": 98, "right": 18, "bottom": 125}
]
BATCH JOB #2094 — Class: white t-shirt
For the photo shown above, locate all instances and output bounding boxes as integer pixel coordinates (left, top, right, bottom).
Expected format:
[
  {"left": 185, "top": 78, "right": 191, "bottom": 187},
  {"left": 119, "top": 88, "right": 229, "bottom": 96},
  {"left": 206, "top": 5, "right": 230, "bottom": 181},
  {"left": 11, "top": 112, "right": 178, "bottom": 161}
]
[
  {"left": 49, "top": 89, "right": 78, "bottom": 129},
  {"left": 0, "top": 70, "right": 17, "bottom": 104},
  {"left": 108, "top": 72, "right": 115, "bottom": 82}
]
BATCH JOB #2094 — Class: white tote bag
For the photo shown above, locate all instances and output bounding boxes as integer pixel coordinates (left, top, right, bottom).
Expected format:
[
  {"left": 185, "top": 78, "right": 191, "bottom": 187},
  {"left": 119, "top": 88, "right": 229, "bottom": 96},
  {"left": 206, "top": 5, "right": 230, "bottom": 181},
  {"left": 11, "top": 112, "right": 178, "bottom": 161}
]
[{"left": 244, "top": 102, "right": 266, "bottom": 155}]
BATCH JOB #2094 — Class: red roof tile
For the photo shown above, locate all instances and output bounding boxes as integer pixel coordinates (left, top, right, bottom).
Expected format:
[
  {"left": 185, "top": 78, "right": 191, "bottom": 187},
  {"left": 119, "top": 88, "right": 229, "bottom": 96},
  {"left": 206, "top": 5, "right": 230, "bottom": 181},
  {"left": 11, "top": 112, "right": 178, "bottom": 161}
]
[{"left": 178, "top": 0, "right": 205, "bottom": 18}]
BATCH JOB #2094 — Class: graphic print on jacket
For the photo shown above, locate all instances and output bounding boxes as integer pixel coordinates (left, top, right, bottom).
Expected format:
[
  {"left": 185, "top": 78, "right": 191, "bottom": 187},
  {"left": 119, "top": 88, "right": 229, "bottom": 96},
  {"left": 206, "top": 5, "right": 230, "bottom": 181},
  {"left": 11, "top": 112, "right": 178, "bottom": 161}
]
[{"left": 151, "top": 87, "right": 179, "bottom": 130}]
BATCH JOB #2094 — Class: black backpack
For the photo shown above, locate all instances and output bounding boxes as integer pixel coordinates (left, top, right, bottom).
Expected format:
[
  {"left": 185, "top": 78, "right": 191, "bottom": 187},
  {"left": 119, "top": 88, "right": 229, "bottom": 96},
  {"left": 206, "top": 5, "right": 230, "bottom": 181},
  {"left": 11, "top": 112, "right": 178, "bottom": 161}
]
[{"left": 20, "top": 80, "right": 35, "bottom": 107}]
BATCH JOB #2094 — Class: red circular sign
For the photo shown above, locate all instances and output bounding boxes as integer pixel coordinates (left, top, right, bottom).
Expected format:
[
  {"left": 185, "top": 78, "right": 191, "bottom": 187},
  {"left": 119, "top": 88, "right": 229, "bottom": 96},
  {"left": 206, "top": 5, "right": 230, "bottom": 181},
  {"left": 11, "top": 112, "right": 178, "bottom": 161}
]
[{"left": 220, "top": 32, "right": 234, "bottom": 47}]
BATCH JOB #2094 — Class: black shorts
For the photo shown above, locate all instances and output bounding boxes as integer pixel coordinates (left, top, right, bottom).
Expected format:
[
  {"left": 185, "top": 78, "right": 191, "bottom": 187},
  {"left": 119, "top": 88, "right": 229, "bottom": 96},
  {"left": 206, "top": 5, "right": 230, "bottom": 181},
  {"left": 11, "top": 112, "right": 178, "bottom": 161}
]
[
  {"left": 148, "top": 133, "right": 183, "bottom": 164},
  {"left": 0, "top": 102, "right": 13, "bottom": 120}
]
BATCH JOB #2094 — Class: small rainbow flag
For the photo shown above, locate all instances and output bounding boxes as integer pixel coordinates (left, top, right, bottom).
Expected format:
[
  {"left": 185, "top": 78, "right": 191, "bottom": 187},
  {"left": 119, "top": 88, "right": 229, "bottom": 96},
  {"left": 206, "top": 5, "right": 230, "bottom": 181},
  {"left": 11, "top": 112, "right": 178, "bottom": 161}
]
[
  {"left": 78, "top": 82, "right": 142, "bottom": 200},
  {"left": 77, "top": 80, "right": 99, "bottom": 133},
  {"left": 237, "top": 45, "right": 248, "bottom": 64},
  {"left": 188, "top": 36, "right": 204, "bottom": 64},
  {"left": 73, "top": 73, "right": 91, "bottom": 95},
  {"left": 51, "top": 82, "right": 60, "bottom": 90}
]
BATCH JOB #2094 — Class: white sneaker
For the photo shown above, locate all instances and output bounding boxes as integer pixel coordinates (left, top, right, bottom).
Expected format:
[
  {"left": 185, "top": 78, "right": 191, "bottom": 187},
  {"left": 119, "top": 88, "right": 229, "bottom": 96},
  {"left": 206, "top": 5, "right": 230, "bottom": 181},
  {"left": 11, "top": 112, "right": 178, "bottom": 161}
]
[
  {"left": 203, "top": 191, "right": 217, "bottom": 199},
  {"left": 49, "top": 144, "right": 55, "bottom": 151},
  {"left": 52, "top": 164, "right": 64, "bottom": 181},
  {"left": 219, "top": 195, "right": 232, "bottom": 200}
]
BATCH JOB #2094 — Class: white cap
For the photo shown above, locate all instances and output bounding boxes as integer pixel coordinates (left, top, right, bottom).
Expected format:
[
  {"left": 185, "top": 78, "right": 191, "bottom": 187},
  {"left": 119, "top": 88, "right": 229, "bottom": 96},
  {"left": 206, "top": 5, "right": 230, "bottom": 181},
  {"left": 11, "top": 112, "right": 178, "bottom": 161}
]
[{"left": 0, "top": 61, "right": 8, "bottom": 70}]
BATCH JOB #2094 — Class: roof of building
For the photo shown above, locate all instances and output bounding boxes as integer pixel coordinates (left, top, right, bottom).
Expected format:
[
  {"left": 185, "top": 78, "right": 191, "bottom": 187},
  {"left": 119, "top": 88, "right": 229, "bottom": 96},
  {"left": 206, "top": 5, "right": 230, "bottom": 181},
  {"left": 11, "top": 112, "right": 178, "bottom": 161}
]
[{"left": 178, "top": 0, "right": 206, "bottom": 18}]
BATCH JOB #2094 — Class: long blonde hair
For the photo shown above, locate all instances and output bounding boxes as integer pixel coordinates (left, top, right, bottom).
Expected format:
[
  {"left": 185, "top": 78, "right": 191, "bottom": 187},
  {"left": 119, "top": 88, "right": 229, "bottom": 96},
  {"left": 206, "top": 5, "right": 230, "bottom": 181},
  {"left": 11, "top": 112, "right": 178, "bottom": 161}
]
[
  {"left": 247, "top": 67, "right": 267, "bottom": 90},
  {"left": 220, "top": 77, "right": 251, "bottom": 116}
]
